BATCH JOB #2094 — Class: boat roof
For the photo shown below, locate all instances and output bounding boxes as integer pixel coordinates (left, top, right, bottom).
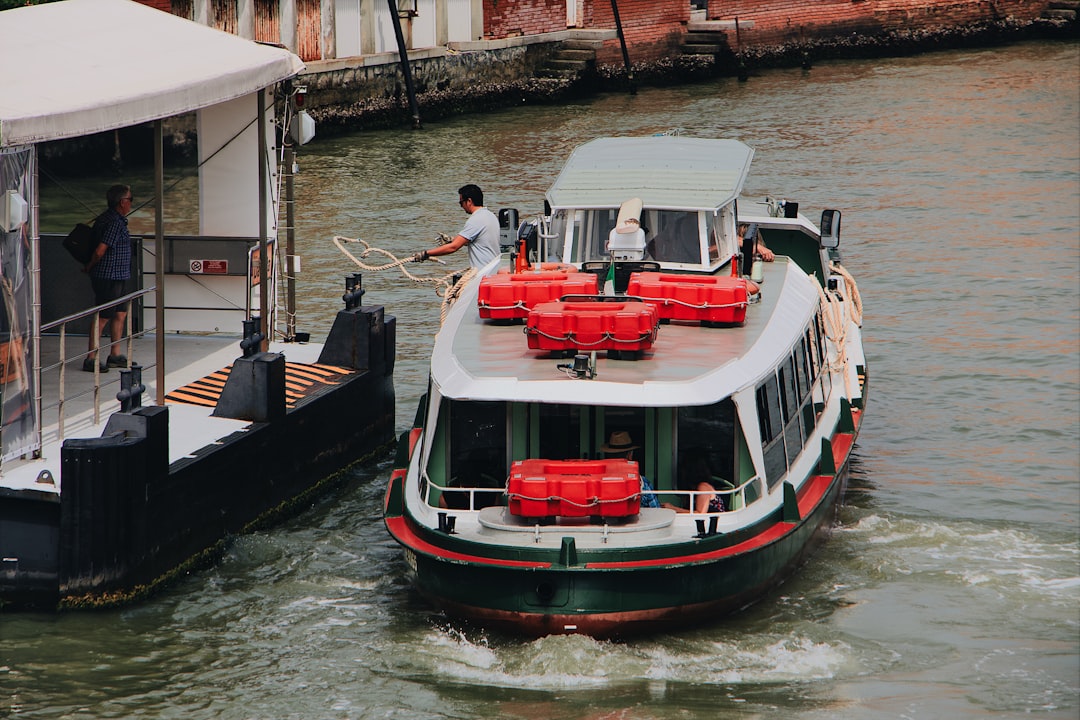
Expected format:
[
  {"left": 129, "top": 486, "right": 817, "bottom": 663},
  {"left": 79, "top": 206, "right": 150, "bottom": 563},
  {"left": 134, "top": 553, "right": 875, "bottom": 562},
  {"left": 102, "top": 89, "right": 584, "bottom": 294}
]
[
  {"left": 544, "top": 136, "right": 755, "bottom": 212},
  {"left": 431, "top": 259, "right": 819, "bottom": 407},
  {"left": 0, "top": 0, "right": 304, "bottom": 148}
]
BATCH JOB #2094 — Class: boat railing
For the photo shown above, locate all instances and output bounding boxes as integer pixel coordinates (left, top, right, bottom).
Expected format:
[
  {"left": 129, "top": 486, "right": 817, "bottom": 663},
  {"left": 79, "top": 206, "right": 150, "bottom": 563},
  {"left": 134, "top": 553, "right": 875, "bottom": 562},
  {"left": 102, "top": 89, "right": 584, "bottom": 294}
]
[
  {"left": 422, "top": 474, "right": 505, "bottom": 512},
  {"left": 422, "top": 472, "right": 764, "bottom": 514},
  {"left": 38, "top": 287, "right": 157, "bottom": 442},
  {"left": 662, "top": 476, "right": 763, "bottom": 513}
]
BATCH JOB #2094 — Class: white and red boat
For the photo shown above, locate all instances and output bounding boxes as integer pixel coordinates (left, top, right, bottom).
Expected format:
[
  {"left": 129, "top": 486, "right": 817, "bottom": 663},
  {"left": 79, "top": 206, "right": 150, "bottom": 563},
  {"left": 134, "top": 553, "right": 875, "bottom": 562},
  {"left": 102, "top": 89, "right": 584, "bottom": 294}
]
[{"left": 385, "top": 135, "right": 867, "bottom": 637}]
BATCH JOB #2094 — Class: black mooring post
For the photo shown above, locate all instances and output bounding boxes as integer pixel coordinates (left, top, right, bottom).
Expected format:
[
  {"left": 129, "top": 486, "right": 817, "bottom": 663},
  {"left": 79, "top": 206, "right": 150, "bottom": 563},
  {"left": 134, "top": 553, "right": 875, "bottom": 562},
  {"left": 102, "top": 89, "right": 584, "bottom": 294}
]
[
  {"left": 388, "top": 0, "right": 422, "bottom": 129},
  {"left": 610, "top": 0, "right": 636, "bottom": 95}
]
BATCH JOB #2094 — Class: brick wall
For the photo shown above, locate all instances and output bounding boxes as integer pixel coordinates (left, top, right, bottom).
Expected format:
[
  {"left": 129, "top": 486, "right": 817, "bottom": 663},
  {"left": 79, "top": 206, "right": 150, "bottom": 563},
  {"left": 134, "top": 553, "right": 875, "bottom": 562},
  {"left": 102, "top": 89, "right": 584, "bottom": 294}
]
[
  {"left": 483, "top": 0, "right": 568, "bottom": 37},
  {"left": 584, "top": 0, "right": 689, "bottom": 64},
  {"left": 708, "top": 0, "right": 1051, "bottom": 46}
]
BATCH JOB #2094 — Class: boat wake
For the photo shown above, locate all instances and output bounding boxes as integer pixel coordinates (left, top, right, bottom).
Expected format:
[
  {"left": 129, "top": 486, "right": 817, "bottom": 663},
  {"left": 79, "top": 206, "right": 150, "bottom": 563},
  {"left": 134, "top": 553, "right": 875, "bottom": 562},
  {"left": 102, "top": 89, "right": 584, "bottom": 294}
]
[
  {"left": 392, "top": 624, "right": 850, "bottom": 690},
  {"left": 838, "top": 514, "right": 1080, "bottom": 607}
]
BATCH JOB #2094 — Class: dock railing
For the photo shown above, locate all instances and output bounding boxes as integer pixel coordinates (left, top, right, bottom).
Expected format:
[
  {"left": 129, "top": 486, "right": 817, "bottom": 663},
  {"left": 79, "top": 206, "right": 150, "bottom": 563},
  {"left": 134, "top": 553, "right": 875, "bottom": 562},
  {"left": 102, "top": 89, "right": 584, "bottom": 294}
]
[{"left": 38, "top": 287, "right": 156, "bottom": 442}]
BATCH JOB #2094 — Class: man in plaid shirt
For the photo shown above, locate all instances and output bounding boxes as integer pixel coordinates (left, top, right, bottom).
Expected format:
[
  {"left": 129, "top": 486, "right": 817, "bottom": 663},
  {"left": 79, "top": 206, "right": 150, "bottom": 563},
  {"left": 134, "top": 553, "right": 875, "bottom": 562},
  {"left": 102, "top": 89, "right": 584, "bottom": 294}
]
[{"left": 83, "top": 184, "right": 133, "bottom": 372}]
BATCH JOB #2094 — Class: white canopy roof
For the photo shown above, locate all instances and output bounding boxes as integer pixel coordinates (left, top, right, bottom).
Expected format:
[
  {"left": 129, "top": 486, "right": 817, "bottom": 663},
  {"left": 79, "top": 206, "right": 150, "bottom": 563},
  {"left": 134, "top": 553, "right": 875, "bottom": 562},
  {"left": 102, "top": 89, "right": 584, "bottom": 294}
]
[
  {"left": 545, "top": 136, "right": 755, "bottom": 212},
  {"left": 0, "top": 0, "right": 305, "bottom": 148}
]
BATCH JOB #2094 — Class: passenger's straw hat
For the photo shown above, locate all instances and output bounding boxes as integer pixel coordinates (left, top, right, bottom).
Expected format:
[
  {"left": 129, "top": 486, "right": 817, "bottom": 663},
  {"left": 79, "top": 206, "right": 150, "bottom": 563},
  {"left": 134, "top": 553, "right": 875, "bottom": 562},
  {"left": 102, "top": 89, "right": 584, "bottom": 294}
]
[{"left": 601, "top": 431, "right": 638, "bottom": 453}]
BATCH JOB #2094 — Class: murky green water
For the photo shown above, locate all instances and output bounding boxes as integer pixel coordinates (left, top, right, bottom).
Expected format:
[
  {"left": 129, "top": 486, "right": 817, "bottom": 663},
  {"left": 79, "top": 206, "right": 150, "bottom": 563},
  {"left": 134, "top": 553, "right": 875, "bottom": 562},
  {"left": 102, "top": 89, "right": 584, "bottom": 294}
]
[{"left": 5, "top": 40, "right": 1078, "bottom": 719}]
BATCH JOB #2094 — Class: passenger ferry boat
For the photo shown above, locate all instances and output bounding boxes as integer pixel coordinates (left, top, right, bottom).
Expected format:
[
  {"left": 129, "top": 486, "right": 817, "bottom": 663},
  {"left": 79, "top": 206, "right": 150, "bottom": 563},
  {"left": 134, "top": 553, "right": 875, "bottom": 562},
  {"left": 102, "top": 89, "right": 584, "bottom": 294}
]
[{"left": 384, "top": 135, "right": 867, "bottom": 637}]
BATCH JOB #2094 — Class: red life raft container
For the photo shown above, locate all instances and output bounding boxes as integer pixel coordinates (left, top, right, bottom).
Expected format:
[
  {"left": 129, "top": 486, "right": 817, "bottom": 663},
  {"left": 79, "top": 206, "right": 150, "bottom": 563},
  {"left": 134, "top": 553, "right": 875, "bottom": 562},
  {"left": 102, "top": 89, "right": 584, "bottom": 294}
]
[
  {"left": 507, "top": 459, "right": 642, "bottom": 518},
  {"left": 525, "top": 300, "right": 659, "bottom": 352},
  {"left": 625, "top": 272, "right": 749, "bottom": 324},
  {"left": 478, "top": 271, "right": 598, "bottom": 320}
]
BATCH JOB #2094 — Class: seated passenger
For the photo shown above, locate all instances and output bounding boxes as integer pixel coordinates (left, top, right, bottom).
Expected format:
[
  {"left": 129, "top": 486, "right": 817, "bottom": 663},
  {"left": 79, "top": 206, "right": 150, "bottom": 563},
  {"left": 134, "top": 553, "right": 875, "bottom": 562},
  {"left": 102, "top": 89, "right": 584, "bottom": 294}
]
[
  {"left": 736, "top": 223, "right": 774, "bottom": 297},
  {"left": 600, "top": 430, "right": 660, "bottom": 509},
  {"left": 663, "top": 455, "right": 727, "bottom": 513}
]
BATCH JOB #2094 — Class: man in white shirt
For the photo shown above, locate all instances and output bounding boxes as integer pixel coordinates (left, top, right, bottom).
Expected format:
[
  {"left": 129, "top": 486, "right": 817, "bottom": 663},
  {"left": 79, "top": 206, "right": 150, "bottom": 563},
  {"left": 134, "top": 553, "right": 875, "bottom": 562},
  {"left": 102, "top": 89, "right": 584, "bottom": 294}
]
[{"left": 414, "top": 184, "right": 501, "bottom": 268}]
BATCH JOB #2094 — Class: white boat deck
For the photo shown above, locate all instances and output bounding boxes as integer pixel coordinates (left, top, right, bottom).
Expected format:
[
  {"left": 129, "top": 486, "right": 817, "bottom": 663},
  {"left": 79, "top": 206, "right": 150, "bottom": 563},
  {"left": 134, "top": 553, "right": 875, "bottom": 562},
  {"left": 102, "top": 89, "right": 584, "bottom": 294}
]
[
  {"left": 434, "top": 257, "right": 820, "bottom": 407},
  {"left": 2, "top": 333, "right": 327, "bottom": 495}
]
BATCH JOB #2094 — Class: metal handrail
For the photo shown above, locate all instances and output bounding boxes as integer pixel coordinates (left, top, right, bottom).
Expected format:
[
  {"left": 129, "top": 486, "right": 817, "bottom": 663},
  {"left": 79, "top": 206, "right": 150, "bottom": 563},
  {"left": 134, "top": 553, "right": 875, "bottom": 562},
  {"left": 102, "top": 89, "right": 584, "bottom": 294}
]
[
  {"left": 36, "top": 287, "right": 156, "bottom": 442},
  {"left": 40, "top": 287, "right": 154, "bottom": 332},
  {"left": 422, "top": 472, "right": 764, "bottom": 513}
]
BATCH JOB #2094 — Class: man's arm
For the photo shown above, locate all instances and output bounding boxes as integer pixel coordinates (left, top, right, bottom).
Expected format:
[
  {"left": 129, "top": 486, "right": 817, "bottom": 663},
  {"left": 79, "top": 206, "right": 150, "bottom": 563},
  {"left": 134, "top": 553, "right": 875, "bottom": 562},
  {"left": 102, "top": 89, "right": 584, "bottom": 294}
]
[
  {"left": 84, "top": 240, "right": 108, "bottom": 272},
  {"left": 415, "top": 233, "right": 468, "bottom": 261}
]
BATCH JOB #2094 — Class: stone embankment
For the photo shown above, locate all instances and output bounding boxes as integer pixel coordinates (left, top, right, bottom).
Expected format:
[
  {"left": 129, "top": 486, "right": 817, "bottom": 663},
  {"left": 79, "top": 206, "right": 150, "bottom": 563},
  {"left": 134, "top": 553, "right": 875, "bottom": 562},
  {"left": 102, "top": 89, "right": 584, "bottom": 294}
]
[{"left": 303, "top": 8, "right": 1077, "bottom": 137}]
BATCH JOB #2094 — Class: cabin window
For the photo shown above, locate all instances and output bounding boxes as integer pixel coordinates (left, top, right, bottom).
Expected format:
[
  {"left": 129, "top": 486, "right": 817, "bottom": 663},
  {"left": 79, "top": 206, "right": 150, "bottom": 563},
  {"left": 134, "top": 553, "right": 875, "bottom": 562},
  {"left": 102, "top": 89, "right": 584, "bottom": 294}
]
[
  {"left": 779, "top": 355, "right": 805, "bottom": 459},
  {"left": 580, "top": 209, "right": 620, "bottom": 262},
  {"left": 813, "top": 313, "right": 832, "bottom": 401},
  {"left": 645, "top": 210, "right": 700, "bottom": 264},
  {"left": 803, "top": 328, "right": 818, "bottom": 386},
  {"left": 444, "top": 399, "right": 507, "bottom": 505},
  {"left": 549, "top": 210, "right": 570, "bottom": 262},
  {"left": 794, "top": 339, "right": 811, "bottom": 401},
  {"left": 676, "top": 400, "right": 737, "bottom": 489},
  {"left": 708, "top": 211, "right": 728, "bottom": 265},
  {"left": 536, "top": 403, "right": 585, "bottom": 460},
  {"left": 756, "top": 375, "right": 788, "bottom": 488}
]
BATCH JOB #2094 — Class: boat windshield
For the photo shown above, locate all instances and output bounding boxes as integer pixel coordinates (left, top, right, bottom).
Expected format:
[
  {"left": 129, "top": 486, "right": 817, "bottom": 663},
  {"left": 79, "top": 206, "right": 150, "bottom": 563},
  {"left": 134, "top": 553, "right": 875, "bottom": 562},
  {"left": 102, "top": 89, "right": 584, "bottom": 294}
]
[{"left": 568, "top": 209, "right": 704, "bottom": 265}]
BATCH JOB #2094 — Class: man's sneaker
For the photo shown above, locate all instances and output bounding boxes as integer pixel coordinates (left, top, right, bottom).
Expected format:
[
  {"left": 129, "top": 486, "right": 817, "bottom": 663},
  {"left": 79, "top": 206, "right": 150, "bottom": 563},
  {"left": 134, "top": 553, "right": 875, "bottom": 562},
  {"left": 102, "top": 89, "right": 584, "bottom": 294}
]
[
  {"left": 106, "top": 354, "right": 128, "bottom": 368},
  {"left": 82, "top": 357, "right": 109, "bottom": 373}
]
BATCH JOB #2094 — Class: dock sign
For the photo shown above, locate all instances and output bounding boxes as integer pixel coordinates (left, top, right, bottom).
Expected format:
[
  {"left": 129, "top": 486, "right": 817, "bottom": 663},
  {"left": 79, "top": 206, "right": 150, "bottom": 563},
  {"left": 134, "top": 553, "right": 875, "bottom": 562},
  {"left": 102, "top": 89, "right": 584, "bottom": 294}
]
[{"left": 190, "top": 259, "right": 228, "bottom": 275}]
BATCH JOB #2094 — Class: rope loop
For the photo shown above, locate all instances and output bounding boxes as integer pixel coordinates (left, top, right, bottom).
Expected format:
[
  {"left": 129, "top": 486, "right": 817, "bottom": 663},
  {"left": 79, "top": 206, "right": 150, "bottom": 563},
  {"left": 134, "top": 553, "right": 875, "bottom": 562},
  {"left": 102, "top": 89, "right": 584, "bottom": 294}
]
[{"left": 332, "top": 234, "right": 474, "bottom": 325}]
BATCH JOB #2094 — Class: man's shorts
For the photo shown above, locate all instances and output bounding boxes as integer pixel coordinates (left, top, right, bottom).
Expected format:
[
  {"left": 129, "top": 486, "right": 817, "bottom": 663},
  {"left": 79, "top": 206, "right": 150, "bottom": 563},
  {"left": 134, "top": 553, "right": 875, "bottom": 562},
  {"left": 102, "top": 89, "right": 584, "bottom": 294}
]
[{"left": 90, "top": 278, "right": 127, "bottom": 319}]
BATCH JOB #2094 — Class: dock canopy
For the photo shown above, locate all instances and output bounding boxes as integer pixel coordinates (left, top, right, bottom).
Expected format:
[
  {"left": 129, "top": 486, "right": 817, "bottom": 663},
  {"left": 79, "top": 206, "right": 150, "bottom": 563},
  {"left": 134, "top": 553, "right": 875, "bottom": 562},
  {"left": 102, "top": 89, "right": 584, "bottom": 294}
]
[
  {"left": 545, "top": 136, "right": 755, "bottom": 212},
  {"left": 0, "top": 0, "right": 305, "bottom": 148}
]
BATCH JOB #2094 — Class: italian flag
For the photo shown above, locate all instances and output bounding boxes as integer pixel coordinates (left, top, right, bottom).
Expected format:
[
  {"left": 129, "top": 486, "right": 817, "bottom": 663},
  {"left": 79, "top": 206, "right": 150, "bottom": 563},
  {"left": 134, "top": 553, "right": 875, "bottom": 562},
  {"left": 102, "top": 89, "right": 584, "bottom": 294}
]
[{"left": 604, "top": 260, "right": 615, "bottom": 295}]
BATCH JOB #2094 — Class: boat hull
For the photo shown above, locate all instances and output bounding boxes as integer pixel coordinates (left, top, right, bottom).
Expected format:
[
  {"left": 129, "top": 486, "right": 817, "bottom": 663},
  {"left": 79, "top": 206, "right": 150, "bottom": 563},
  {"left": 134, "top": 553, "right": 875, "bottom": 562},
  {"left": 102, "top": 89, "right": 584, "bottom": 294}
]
[{"left": 388, "top": 440, "right": 853, "bottom": 638}]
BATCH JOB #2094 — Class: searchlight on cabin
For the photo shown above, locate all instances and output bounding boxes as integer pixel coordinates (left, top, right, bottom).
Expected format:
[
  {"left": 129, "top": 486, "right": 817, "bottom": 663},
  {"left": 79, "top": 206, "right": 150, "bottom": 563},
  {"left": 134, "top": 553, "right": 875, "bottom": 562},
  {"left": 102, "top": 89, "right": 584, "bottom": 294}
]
[{"left": 289, "top": 86, "right": 315, "bottom": 146}]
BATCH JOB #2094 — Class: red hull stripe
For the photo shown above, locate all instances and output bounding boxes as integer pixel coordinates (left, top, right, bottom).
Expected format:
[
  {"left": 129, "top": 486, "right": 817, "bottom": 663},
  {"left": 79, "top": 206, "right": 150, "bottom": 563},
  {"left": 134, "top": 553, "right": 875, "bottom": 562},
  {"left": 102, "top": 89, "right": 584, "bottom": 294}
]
[{"left": 385, "top": 516, "right": 552, "bottom": 568}]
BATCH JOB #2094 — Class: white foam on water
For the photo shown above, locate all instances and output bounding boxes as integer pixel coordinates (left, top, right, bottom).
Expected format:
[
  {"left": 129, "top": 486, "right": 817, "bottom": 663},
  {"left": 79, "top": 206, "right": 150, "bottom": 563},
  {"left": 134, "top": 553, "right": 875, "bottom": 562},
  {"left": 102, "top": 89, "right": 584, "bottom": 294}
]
[
  {"left": 403, "top": 624, "right": 851, "bottom": 690},
  {"left": 839, "top": 513, "right": 1080, "bottom": 606}
]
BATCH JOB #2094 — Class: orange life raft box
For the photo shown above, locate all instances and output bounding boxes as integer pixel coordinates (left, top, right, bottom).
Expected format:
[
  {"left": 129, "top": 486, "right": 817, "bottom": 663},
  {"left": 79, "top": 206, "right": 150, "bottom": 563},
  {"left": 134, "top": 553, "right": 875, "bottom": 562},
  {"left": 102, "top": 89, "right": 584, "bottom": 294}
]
[
  {"left": 524, "top": 300, "right": 659, "bottom": 352},
  {"left": 478, "top": 271, "right": 599, "bottom": 320},
  {"left": 625, "top": 272, "right": 748, "bottom": 324},
  {"left": 507, "top": 459, "right": 642, "bottom": 518}
]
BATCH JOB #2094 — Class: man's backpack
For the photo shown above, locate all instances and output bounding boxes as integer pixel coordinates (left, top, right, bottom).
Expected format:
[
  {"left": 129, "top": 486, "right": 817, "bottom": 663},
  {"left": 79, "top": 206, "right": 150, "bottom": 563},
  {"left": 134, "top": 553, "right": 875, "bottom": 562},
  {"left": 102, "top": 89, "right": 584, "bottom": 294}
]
[{"left": 62, "top": 220, "right": 99, "bottom": 265}]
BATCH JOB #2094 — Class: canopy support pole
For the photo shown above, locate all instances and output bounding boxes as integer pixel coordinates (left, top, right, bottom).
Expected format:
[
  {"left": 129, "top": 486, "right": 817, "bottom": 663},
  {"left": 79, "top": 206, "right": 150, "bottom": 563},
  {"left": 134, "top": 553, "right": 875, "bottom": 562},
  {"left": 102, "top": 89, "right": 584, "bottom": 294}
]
[
  {"left": 257, "top": 88, "right": 269, "bottom": 351},
  {"left": 154, "top": 120, "right": 165, "bottom": 405}
]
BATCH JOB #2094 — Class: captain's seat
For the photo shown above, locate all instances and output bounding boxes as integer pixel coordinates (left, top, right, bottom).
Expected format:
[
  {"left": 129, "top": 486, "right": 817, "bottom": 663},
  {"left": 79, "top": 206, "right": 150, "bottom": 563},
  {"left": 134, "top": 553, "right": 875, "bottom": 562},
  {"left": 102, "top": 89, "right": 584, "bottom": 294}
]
[{"left": 607, "top": 197, "right": 647, "bottom": 261}]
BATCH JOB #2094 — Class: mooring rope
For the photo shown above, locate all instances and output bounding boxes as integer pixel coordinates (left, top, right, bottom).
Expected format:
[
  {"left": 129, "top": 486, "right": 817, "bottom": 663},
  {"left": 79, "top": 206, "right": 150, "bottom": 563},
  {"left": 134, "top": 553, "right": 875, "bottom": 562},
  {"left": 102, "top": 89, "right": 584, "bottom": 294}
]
[
  {"left": 332, "top": 234, "right": 476, "bottom": 324},
  {"left": 812, "top": 262, "right": 863, "bottom": 399}
]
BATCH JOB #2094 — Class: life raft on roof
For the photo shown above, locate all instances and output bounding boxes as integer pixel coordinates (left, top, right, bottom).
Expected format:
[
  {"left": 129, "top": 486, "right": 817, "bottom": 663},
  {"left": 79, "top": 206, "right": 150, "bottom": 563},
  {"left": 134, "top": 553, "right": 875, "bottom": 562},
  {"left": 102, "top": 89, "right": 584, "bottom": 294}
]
[
  {"left": 507, "top": 458, "right": 642, "bottom": 519},
  {"left": 525, "top": 299, "right": 659, "bottom": 353},
  {"left": 625, "top": 272, "right": 749, "bottom": 325},
  {"left": 478, "top": 270, "right": 598, "bottom": 320}
]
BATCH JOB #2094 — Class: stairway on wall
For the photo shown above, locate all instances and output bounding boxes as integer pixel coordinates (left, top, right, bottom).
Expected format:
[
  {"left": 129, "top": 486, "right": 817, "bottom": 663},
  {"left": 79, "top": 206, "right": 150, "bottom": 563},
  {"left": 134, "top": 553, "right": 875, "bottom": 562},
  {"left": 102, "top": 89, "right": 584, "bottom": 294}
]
[{"left": 538, "top": 38, "right": 600, "bottom": 80}]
